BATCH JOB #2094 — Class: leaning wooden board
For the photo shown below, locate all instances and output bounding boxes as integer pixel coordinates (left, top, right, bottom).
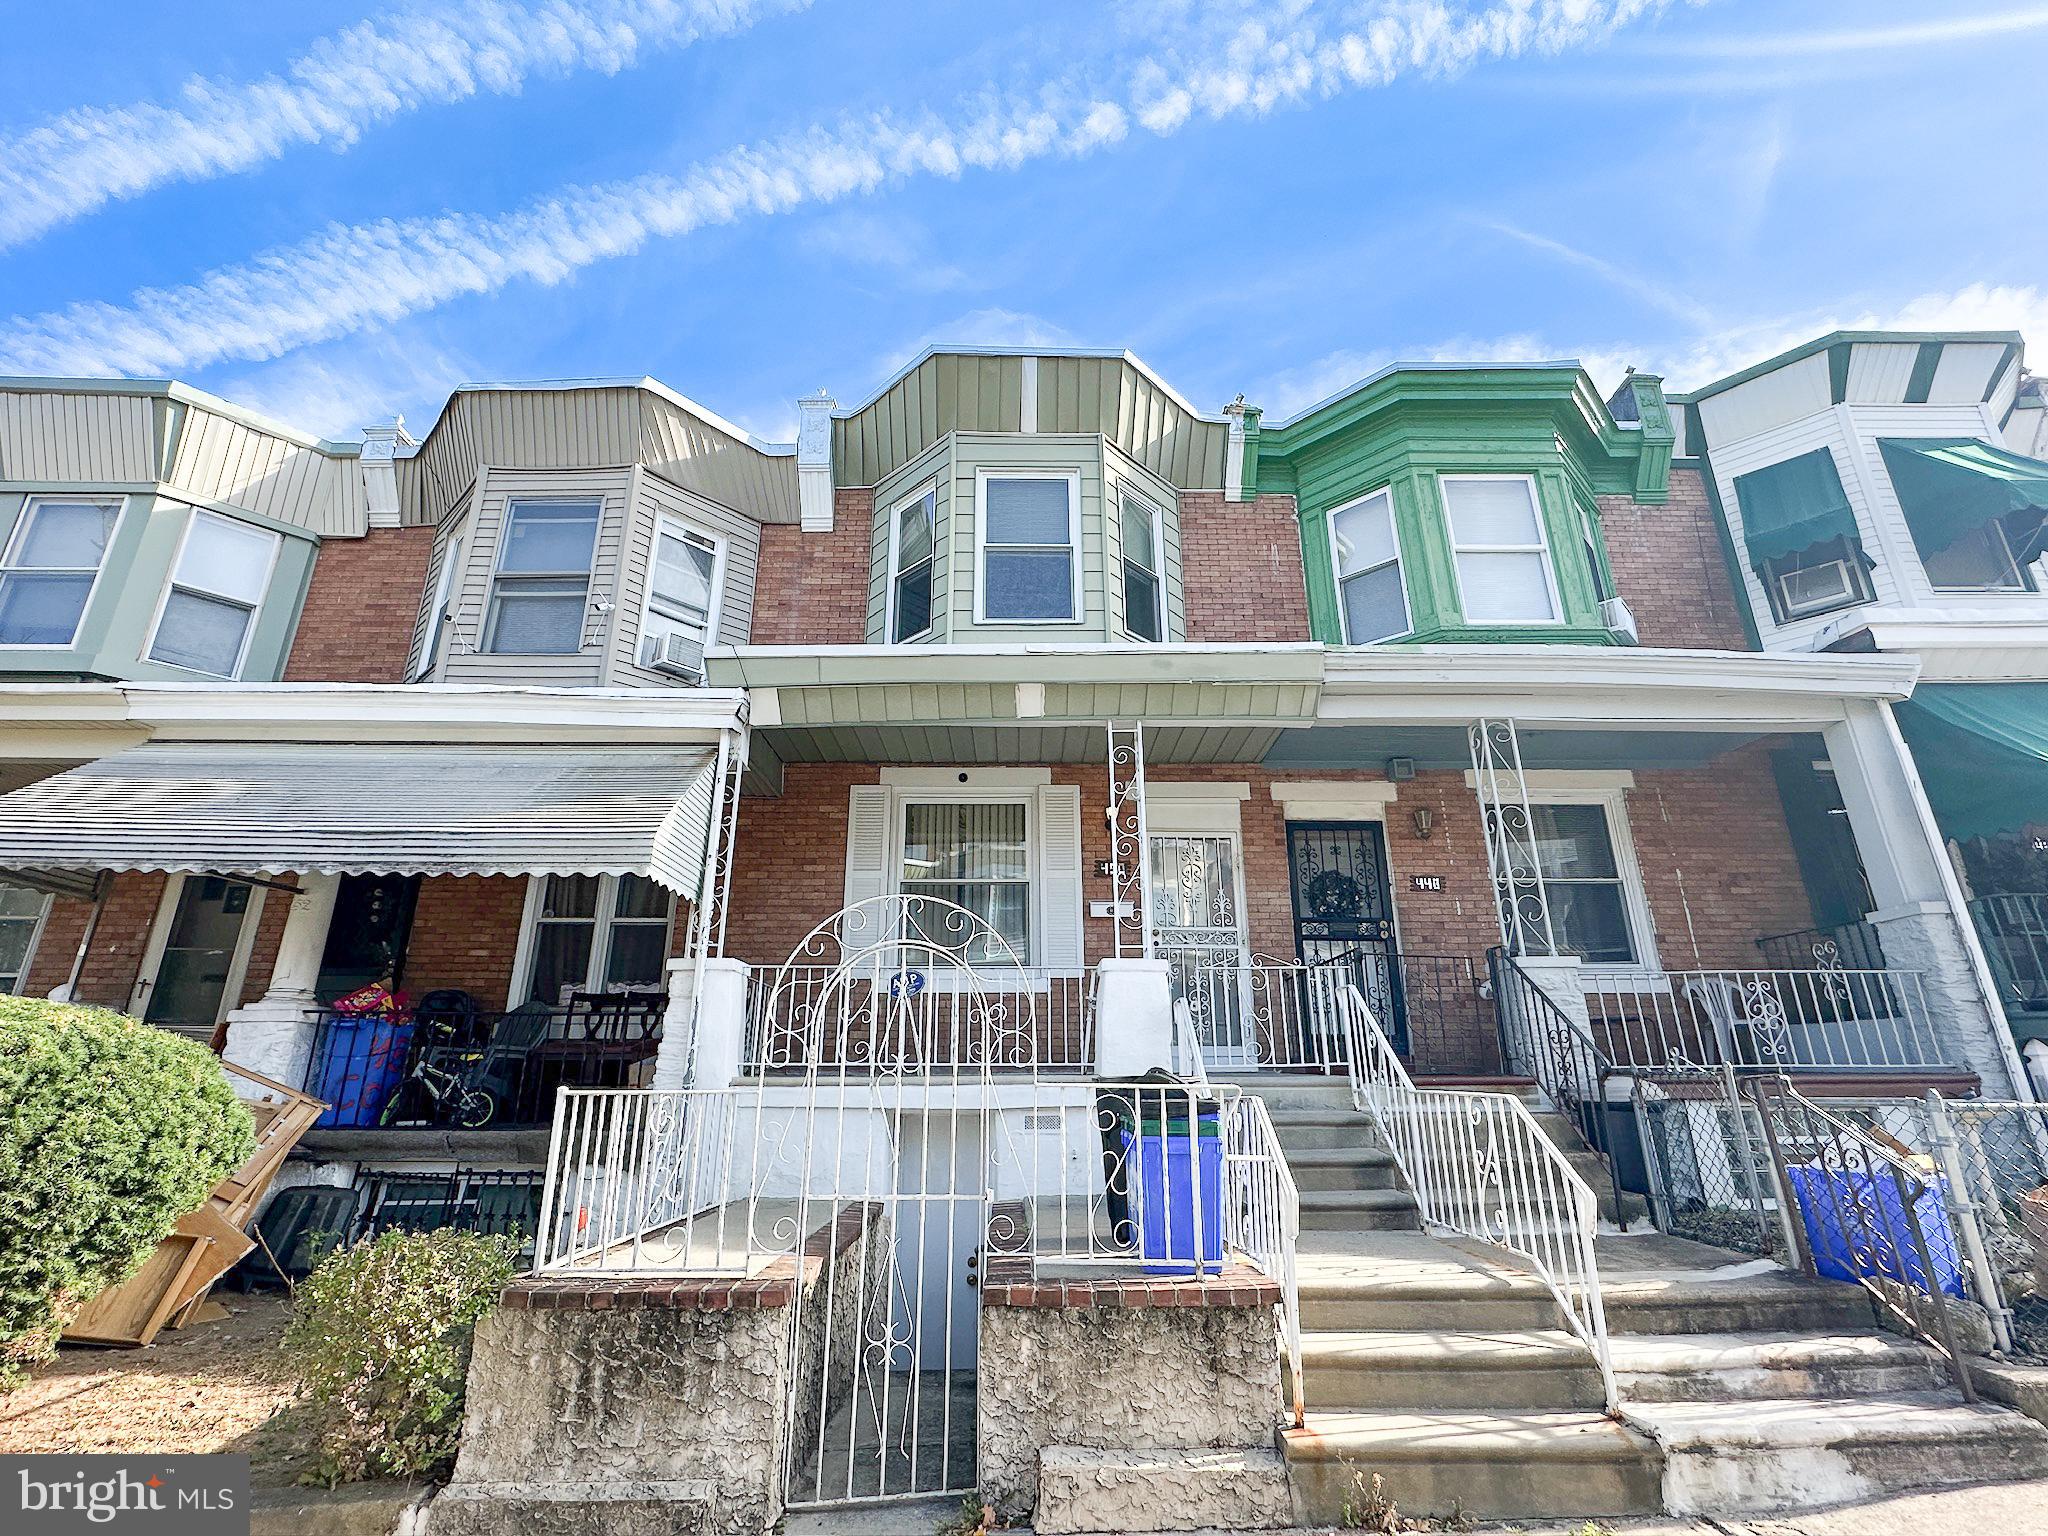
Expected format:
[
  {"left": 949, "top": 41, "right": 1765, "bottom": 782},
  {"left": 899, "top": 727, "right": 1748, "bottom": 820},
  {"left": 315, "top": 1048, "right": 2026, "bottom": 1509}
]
[{"left": 62, "top": 1061, "right": 324, "bottom": 1347}]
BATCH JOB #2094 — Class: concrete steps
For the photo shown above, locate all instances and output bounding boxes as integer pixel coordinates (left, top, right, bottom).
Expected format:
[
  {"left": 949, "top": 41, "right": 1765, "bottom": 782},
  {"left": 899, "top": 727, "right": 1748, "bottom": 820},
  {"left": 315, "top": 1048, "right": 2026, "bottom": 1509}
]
[
  {"left": 1610, "top": 1329, "right": 1949, "bottom": 1402},
  {"left": 1298, "top": 1187, "right": 1422, "bottom": 1231},
  {"left": 1283, "top": 1145, "right": 1402, "bottom": 1193},
  {"left": 1302, "top": 1327, "right": 1602, "bottom": 1411}
]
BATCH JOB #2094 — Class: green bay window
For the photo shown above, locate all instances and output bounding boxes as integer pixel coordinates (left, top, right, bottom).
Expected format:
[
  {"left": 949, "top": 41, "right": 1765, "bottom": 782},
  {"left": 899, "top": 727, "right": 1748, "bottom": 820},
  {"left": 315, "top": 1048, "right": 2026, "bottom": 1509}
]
[
  {"left": 1328, "top": 488, "right": 1408, "bottom": 643},
  {"left": 147, "top": 510, "right": 280, "bottom": 677},
  {"left": 1443, "top": 475, "right": 1559, "bottom": 623},
  {"left": 0, "top": 497, "right": 121, "bottom": 647}
]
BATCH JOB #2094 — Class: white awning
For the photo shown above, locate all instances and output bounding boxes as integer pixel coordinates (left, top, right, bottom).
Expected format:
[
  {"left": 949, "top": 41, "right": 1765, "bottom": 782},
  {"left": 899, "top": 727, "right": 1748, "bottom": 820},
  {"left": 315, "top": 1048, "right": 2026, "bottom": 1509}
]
[{"left": 0, "top": 743, "right": 722, "bottom": 893}]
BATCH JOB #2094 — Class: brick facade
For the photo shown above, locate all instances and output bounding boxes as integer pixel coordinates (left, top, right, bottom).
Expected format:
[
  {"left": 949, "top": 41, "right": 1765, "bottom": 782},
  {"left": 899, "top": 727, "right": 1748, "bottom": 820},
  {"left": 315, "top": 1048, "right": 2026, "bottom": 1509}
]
[
  {"left": 1599, "top": 468, "right": 1751, "bottom": 651},
  {"left": 1177, "top": 492, "right": 1312, "bottom": 643},
  {"left": 750, "top": 492, "right": 873, "bottom": 645},
  {"left": 284, "top": 526, "right": 436, "bottom": 682},
  {"left": 22, "top": 872, "right": 169, "bottom": 1007},
  {"left": 399, "top": 875, "right": 531, "bottom": 1004}
]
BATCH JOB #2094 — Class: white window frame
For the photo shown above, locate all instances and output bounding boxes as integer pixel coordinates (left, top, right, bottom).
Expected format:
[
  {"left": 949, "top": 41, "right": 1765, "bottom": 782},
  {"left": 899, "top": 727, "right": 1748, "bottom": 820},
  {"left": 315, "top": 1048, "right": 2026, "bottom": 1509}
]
[
  {"left": 893, "top": 786, "right": 1040, "bottom": 971},
  {"left": 1920, "top": 514, "right": 2034, "bottom": 596},
  {"left": 885, "top": 482, "right": 939, "bottom": 644},
  {"left": 1770, "top": 552, "right": 1866, "bottom": 620},
  {"left": 1519, "top": 781, "right": 1658, "bottom": 975},
  {"left": 508, "top": 873, "right": 677, "bottom": 1009},
  {"left": 1324, "top": 487, "right": 1412, "bottom": 645},
  {"left": 1440, "top": 472, "right": 1564, "bottom": 627},
  {"left": 483, "top": 496, "right": 603, "bottom": 656},
  {"left": 637, "top": 512, "right": 726, "bottom": 665},
  {"left": 0, "top": 495, "right": 124, "bottom": 650},
  {"left": 413, "top": 526, "right": 465, "bottom": 680},
  {"left": 973, "top": 467, "right": 1083, "bottom": 626},
  {"left": 1118, "top": 491, "right": 1167, "bottom": 642},
  {"left": 0, "top": 884, "right": 51, "bottom": 995},
  {"left": 142, "top": 508, "right": 283, "bottom": 679}
]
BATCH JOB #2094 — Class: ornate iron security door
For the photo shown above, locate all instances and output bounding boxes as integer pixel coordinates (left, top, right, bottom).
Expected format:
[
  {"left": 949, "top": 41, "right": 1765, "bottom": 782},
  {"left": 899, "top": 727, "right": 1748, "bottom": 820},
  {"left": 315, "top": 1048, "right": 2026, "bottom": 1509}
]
[
  {"left": 1149, "top": 833, "right": 1253, "bottom": 1064},
  {"left": 1285, "top": 822, "right": 1408, "bottom": 1053}
]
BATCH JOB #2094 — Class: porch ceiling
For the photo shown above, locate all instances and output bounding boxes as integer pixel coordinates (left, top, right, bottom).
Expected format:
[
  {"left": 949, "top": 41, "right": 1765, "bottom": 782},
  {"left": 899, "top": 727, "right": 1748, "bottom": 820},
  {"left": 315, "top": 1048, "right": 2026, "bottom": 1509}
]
[
  {"left": 753, "top": 720, "right": 1288, "bottom": 771},
  {"left": 1261, "top": 723, "right": 1797, "bottom": 773}
]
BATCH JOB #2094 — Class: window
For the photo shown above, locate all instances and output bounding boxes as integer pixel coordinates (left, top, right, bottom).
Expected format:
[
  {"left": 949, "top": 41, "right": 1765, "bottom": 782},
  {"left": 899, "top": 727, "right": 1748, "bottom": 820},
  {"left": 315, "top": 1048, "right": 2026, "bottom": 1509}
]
[
  {"left": 1922, "top": 516, "right": 2035, "bottom": 594},
  {"left": 0, "top": 884, "right": 48, "bottom": 993},
  {"left": 889, "top": 488, "right": 936, "bottom": 642},
  {"left": 642, "top": 519, "right": 720, "bottom": 675},
  {"left": 485, "top": 498, "right": 600, "bottom": 654},
  {"left": 900, "top": 801, "right": 1032, "bottom": 963},
  {"left": 1488, "top": 801, "right": 1642, "bottom": 964},
  {"left": 414, "top": 532, "right": 463, "bottom": 680},
  {"left": 1443, "top": 475, "right": 1558, "bottom": 624},
  {"left": 0, "top": 497, "right": 120, "bottom": 646},
  {"left": 978, "top": 472, "right": 1078, "bottom": 622},
  {"left": 1328, "top": 489, "right": 1408, "bottom": 643},
  {"left": 1121, "top": 493, "right": 1164, "bottom": 641},
  {"left": 1581, "top": 507, "right": 1613, "bottom": 603},
  {"left": 518, "top": 873, "right": 674, "bottom": 1005},
  {"left": 1763, "top": 538, "right": 1873, "bottom": 621},
  {"left": 146, "top": 511, "right": 279, "bottom": 677}
]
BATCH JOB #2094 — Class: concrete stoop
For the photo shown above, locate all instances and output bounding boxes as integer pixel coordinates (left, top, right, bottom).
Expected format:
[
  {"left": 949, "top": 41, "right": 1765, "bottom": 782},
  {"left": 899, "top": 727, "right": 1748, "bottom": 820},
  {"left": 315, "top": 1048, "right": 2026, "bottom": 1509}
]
[
  {"left": 1032, "top": 1446, "right": 1293, "bottom": 1535},
  {"left": 1624, "top": 1393, "right": 2048, "bottom": 1516}
]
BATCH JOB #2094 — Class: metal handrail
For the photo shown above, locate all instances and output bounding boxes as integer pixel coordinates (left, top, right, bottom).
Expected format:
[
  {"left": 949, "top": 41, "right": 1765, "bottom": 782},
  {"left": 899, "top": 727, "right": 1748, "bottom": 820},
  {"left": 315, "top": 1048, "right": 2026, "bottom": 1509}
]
[
  {"left": 1339, "top": 982, "right": 1617, "bottom": 1409},
  {"left": 1223, "top": 1092, "right": 1305, "bottom": 1427}
]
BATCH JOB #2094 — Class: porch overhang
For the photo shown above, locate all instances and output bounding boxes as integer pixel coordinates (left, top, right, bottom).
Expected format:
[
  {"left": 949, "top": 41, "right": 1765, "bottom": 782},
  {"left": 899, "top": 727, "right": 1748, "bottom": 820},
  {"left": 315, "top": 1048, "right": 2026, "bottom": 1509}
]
[{"left": 0, "top": 741, "right": 723, "bottom": 893}]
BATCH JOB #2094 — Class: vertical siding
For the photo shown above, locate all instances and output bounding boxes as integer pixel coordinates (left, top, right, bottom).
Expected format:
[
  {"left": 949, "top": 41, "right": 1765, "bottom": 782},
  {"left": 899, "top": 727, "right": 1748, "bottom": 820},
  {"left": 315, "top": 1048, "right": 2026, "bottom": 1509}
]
[
  {"left": 833, "top": 354, "right": 1025, "bottom": 486},
  {"left": 640, "top": 395, "right": 799, "bottom": 521},
  {"left": 0, "top": 391, "right": 156, "bottom": 482},
  {"left": 1036, "top": 356, "right": 1227, "bottom": 489},
  {"left": 167, "top": 406, "right": 364, "bottom": 535},
  {"left": 942, "top": 434, "right": 1107, "bottom": 643},
  {"left": 607, "top": 468, "right": 762, "bottom": 688}
]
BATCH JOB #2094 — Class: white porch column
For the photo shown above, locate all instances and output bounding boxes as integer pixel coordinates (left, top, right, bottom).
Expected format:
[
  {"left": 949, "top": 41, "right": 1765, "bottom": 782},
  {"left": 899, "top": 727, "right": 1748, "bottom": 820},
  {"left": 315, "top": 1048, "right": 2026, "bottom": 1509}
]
[
  {"left": 1823, "top": 699, "right": 2029, "bottom": 1097},
  {"left": 221, "top": 872, "right": 342, "bottom": 1089},
  {"left": 1092, "top": 958, "right": 1175, "bottom": 1079},
  {"left": 653, "top": 955, "right": 751, "bottom": 1089}
]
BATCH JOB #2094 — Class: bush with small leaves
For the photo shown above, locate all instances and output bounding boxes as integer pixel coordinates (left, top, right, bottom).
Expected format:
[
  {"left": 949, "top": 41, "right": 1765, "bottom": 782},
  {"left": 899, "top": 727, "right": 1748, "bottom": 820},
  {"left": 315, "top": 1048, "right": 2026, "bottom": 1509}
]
[
  {"left": 0, "top": 996, "right": 254, "bottom": 1383},
  {"left": 282, "top": 1228, "right": 517, "bottom": 1485}
]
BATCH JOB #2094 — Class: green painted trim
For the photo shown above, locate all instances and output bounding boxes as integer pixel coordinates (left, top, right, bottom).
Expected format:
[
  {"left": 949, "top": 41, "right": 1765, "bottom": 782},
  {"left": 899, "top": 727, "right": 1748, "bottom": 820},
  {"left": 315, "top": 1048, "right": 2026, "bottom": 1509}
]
[
  {"left": 1904, "top": 343, "right": 1943, "bottom": 404},
  {"left": 1389, "top": 622, "right": 1620, "bottom": 648},
  {"left": 1690, "top": 450, "right": 1764, "bottom": 652},
  {"left": 1239, "top": 407, "right": 1262, "bottom": 500},
  {"left": 1673, "top": 328, "right": 2025, "bottom": 405},
  {"left": 1827, "top": 342, "right": 1852, "bottom": 405}
]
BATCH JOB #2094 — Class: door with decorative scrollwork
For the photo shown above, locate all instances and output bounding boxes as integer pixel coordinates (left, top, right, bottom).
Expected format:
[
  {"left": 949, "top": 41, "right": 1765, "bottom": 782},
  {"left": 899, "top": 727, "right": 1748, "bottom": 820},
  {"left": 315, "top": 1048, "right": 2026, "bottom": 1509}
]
[
  {"left": 1285, "top": 822, "right": 1408, "bottom": 1054},
  {"left": 1148, "top": 834, "right": 1253, "bottom": 1065}
]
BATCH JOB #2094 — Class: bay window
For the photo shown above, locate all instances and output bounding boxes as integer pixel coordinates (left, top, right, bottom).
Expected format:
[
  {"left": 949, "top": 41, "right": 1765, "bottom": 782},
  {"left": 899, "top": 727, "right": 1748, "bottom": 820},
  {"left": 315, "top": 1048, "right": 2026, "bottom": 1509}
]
[
  {"left": 1329, "top": 488, "right": 1408, "bottom": 643},
  {"left": 1120, "top": 492, "right": 1164, "bottom": 642},
  {"left": 146, "top": 510, "right": 280, "bottom": 677},
  {"left": 900, "top": 801, "right": 1032, "bottom": 963},
  {"left": 890, "top": 487, "right": 936, "bottom": 642},
  {"left": 1444, "top": 475, "right": 1559, "bottom": 624},
  {"left": 0, "top": 497, "right": 121, "bottom": 646},
  {"left": 643, "top": 518, "right": 720, "bottom": 675},
  {"left": 518, "top": 872, "right": 674, "bottom": 1006},
  {"left": 978, "top": 471, "right": 1078, "bottom": 623},
  {"left": 486, "top": 498, "right": 601, "bottom": 654}
]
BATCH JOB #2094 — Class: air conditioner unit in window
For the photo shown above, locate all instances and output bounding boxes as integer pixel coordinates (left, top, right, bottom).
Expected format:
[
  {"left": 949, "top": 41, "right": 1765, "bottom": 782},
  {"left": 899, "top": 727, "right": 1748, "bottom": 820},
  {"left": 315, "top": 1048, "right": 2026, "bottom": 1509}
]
[
  {"left": 641, "top": 630, "right": 706, "bottom": 681},
  {"left": 1599, "top": 595, "right": 1639, "bottom": 643}
]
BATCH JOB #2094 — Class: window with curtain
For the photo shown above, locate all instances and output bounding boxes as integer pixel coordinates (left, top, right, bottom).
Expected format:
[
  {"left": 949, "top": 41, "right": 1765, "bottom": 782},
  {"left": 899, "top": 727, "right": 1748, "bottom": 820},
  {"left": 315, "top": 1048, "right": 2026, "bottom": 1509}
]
[
  {"left": 486, "top": 499, "right": 601, "bottom": 654},
  {"left": 147, "top": 511, "right": 279, "bottom": 676},
  {"left": 1121, "top": 493, "right": 1163, "bottom": 641},
  {"left": 522, "top": 873, "right": 673, "bottom": 1004},
  {"left": 645, "top": 521, "right": 718, "bottom": 672},
  {"left": 980, "top": 475, "right": 1076, "bottom": 622},
  {"left": 1444, "top": 476, "right": 1557, "bottom": 623},
  {"left": 1329, "top": 489, "right": 1407, "bottom": 643},
  {"left": 900, "top": 801, "right": 1032, "bottom": 962},
  {"left": 0, "top": 498, "right": 121, "bottom": 647},
  {"left": 891, "top": 489, "right": 936, "bottom": 641},
  {"left": 0, "top": 884, "right": 47, "bottom": 993},
  {"left": 1488, "top": 802, "right": 1639, "bottom": 963}
]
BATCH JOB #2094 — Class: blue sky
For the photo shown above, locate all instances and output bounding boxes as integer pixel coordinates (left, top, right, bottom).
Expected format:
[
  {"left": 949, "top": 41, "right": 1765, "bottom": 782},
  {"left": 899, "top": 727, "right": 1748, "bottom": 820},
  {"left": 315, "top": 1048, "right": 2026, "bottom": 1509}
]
[{"left": 1, "top": 1, "right": 2044, "bottom": 444}]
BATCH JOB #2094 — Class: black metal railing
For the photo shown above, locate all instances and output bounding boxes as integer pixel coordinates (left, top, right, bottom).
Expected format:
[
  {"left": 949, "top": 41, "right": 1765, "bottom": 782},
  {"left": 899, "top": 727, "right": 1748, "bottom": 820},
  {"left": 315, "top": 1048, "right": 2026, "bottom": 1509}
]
[
  {"left": 1755, "top": 919, "right": 1886, "bottom": 973},
  {"left": 303, "top": 992, "right": 664, "bottom": 1130},
  {"left": 1970, "top": 893, "right": 2048, "bottom": 1017},
  {"left": 355, "top": 1168, "right": 547, "bottom": 1259}
]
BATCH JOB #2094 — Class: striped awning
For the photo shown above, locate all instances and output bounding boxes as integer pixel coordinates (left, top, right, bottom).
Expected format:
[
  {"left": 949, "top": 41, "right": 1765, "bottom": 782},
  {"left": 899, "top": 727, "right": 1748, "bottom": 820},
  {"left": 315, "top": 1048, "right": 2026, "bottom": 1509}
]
[{"left": 0, "top": 743, "right": 721, "bottom": 893}]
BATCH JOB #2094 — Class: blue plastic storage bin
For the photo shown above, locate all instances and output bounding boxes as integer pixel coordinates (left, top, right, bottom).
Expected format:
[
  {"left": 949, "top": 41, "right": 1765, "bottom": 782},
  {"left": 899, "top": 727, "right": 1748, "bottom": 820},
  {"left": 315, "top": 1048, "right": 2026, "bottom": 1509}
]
[
  {"left": 312, "top": 1015, "right": 415, "bottom": 1128},
  {"left": 1786, "top": 1162, "right": 1965, "bottom": 1299},
  {"left": 1119, "top": 1119, "right": 1225, "bottom": 1275}
]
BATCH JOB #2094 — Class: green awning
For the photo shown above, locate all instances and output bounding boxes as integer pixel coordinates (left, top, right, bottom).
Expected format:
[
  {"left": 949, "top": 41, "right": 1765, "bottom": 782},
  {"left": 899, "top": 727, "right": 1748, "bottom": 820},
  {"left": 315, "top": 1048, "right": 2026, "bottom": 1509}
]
[
  {"left": 1894, "top": 682, "right": 2048, "bottom": 842},
  {"left": 1732, "top": 449, "right": 1859, "bottom": 568},
  {"left": 1879, "top": 437, "right": 2048, "bottom": 557}
]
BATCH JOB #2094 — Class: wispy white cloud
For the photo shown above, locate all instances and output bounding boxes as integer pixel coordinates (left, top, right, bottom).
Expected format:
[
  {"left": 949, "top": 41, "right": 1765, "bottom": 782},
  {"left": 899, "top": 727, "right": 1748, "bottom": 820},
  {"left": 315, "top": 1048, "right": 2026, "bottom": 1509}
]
[
  {"left": 1636, "top": 5, "right": 2048, "bottom": 59},
  {"left": 1480, "top": 220, "right": 1717, "bottom": 328},
  {"left": 799, "top": 209, "right": 977, "bottom": 294},
  {"left": 0, "top": 0, "right": 806, "bottom": 249},
  {"left": 0, "top": 0, "right": 1680, "bottom": 379},
  {"left": 213, "top": 330, "right": 482, "bottom": 439}
]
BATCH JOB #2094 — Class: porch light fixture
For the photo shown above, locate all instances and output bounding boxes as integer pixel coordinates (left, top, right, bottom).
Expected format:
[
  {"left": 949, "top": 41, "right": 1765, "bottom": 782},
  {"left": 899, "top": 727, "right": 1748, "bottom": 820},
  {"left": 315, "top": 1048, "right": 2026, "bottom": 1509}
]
[{"left": 1411, "top": 807, "right": 1435, "bottom": 841}]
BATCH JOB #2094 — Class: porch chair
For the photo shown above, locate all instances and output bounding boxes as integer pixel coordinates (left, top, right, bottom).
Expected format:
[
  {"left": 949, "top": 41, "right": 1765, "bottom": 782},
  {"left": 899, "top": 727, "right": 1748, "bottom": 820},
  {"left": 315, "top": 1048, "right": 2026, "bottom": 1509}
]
[{"left": 458, "top": 1002, "right": 558, "bottom": 1122}]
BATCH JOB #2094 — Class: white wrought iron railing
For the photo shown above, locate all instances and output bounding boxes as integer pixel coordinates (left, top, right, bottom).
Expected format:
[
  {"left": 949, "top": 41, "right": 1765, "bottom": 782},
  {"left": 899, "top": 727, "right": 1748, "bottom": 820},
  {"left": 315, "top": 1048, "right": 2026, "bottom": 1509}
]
[
  {"left": 1338, "top": 983, "right": 1617, "bottom": 1409},
  {"left": 1224, "top": 1091, "right": 1306, "bottom": 1425},
  {"left": 742, "top": 964, "right": 1096, "bottom": 1073}
]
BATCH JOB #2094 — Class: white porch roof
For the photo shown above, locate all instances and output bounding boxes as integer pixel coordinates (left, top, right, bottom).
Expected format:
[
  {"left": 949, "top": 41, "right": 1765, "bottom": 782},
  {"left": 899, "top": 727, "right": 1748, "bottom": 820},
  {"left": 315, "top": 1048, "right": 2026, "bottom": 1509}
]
[{"left": 0, "top": 742, "right": 720, "bottom": 893}]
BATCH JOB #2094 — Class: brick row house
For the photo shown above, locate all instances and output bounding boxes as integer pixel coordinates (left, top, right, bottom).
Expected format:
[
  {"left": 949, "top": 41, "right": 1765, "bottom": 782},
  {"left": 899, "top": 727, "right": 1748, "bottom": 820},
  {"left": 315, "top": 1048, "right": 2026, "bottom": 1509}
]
[{"left": 5, "top": 341, "right": 2048, "bottom": 1519}]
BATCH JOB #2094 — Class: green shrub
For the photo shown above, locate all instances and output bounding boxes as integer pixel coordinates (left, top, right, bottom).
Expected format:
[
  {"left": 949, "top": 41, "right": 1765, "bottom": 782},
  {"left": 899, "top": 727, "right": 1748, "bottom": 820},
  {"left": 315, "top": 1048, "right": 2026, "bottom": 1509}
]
[
  {"left": 0, "top": 996, "right": 255, "bottom": 1381},
  {"left": 282, "top": 1228, "right": 517, "bottom": 1485}
]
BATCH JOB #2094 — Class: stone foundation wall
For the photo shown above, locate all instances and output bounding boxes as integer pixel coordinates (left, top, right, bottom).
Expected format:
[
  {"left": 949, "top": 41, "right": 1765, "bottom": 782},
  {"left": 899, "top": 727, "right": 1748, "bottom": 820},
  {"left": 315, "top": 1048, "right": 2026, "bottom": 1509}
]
[{"left": 976, "top": 1270, "right": 1284, "bottom": 1525}]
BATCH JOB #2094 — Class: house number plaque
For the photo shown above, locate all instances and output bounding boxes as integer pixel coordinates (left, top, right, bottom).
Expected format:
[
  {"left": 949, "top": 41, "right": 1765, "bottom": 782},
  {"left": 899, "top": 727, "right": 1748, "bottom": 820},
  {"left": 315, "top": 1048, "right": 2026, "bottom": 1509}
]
[{"left": 1409, "top": 874, "right": 1445, "bottom": 892}]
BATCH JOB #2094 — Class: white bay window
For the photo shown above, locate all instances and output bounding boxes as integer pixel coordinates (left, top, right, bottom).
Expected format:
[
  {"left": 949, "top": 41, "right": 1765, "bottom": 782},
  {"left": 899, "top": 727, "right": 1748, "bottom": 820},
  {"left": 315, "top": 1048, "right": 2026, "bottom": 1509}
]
[
  {"left": 977, "top": 471, "right": 1079, "bottom": 623},
  {"left": 147, "top": 510, "right": 280, "bottom": 677}
]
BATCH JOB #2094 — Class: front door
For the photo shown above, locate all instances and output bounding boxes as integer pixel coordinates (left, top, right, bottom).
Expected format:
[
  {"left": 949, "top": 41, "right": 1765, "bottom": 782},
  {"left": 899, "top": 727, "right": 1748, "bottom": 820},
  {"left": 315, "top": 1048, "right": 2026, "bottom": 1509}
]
[
  {"left": 1285, "top": 822, "right": 1407, "bottom": 1053},
  {"left": 137, "top": 875, "right": 262, "bottom": 1038},
  {"left": 1148, "top": 833, "right": 1253, "bottom": 1065}
]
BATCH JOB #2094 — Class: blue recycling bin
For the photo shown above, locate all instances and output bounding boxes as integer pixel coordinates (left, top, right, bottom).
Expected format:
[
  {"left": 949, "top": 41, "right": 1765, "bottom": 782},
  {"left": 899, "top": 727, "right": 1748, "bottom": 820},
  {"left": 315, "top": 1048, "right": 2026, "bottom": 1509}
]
[
  {"left": 1119, "top": 1115, "right": 1225, "bottom": 1275},
  {"left": 312, "top": 1015, "right": 415, "bottom": 1128},
  {"left": 1786, "top": 1162, "right": 1965, "bottom": 1299}
]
